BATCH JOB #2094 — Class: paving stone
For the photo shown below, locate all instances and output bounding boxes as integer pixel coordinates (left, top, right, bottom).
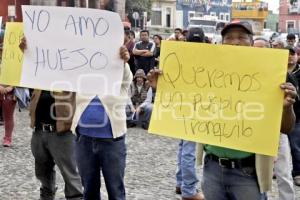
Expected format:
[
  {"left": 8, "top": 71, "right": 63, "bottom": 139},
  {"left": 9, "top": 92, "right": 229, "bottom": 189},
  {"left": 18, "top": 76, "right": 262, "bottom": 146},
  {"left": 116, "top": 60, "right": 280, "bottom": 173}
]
[{"left": 0, "top": 111, "right": 299, "bottom": 199}]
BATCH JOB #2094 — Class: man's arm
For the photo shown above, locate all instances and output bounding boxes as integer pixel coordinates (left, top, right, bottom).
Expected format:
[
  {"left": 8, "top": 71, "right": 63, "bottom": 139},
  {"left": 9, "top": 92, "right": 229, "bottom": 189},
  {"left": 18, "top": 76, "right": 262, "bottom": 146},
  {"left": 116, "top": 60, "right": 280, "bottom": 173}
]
[
  {"left": 136, "top": 87, "right": 152, "bottom": 114},
  {"left": 132, "top": 42, "right": 148, "bottom": 56},
  {"left": 280, "top": 82, "right": 297, "bottom": 133},
  {"left": 281, "top": 106, "right": 295, "bottom": 133},
  {"left": 139, "top": 87, "right": 153, "bottom": 107},
  {"left": 141, "top": 42, "right": 156, "bottom": 57},
  {"left": 141, "top": 51, "right": 154, "bottom": 57},
  {"left": 133, "top": 49, "right": 148, "bottom": 56},
  {"left": 147, "top": 68, "right": 163, "bottom": 89},
  {"left": 143, "top": 87, "right": 153, "bottom": 105}
]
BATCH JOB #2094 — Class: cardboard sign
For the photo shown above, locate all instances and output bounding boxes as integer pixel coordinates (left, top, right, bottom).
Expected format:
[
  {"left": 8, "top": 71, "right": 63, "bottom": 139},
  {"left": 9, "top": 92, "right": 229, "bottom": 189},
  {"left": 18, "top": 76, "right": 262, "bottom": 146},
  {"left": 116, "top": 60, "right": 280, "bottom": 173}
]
[
  {"left": 20, "top": 6, "right": 124, "bottom": 95},
  {"left": 0, "top": 22, "right": 23, "bottom": 86},
  {"left": 149, "top": 41, "right": 288, "bottom": 156}
]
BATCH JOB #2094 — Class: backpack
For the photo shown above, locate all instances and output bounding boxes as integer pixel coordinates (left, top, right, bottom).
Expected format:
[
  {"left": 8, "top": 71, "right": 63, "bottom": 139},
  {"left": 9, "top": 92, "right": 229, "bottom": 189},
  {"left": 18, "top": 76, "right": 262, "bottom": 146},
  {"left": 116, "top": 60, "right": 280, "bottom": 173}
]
[{"left": 14, "top": 87, "right": 30, "bottom": 110}]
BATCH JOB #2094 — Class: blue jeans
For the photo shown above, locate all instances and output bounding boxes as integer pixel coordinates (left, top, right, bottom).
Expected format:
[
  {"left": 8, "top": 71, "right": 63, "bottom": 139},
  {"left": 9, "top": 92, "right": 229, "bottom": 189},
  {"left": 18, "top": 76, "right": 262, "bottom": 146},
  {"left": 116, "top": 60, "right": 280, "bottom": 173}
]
[
  {"left": 176, "top": 140, "right": 198, "bottom": 198},
  {"left": 75, "top": 134, "right": 126, "bottom": 200},
  {"left": 127, "top": 103, "right": 153, "bottom": 129},
  {"left": 288, "top": 122, "right": 300, "bottom": 177},
  {"left": 201, "top": 155, "right": 266, "bottom": 200}
]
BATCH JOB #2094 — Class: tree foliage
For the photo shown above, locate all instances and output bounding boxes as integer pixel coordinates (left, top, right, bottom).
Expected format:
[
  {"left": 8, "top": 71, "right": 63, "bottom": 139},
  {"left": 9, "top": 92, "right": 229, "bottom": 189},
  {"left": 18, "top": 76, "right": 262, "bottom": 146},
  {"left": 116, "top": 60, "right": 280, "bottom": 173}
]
[{"left": 126, "top": 0, "right": 152, "bottom": 21}]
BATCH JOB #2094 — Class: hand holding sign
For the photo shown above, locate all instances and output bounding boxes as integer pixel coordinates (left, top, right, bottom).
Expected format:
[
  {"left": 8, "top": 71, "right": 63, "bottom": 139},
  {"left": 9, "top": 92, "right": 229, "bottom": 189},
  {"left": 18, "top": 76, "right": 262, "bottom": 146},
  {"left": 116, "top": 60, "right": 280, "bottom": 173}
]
[
  {"left": 281, "top": 82, "right": 297, "bottom": 108},
  {"left": 119, "top": 45, "right": 130, "bottom": 63},
  {"left": 147, "top": 68, "right": 163, "bottom": 90},
  {"left": 19, "top": 37, "right": 26, "bottom": 52}
]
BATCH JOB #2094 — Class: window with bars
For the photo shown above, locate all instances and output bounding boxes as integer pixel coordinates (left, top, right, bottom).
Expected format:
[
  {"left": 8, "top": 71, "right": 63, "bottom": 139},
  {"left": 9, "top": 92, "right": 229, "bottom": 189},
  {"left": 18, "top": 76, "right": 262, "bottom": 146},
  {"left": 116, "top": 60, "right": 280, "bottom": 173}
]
[{"left": 151, "top": 10, "right": 162, "bottom": 25}]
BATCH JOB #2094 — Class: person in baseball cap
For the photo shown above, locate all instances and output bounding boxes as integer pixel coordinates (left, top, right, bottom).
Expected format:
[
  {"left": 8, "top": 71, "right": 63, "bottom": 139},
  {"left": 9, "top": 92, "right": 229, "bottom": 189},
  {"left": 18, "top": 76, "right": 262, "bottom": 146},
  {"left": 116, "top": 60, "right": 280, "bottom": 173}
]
[
  {"left": 186, "top": 27, "right": 205, "bottom": 43},
  {"left": 146, "top": 19, "right": 297, "bottom": 200},
  {"left": 175, "top": 26, "right": 205, "bottom": 200},
  {"left": 286, "top": 46, "right": 298, "bottom": 54},
  {"left": 221, "top": 20, "right": 253, "bottom": 37},
  {"left": 220, "top": 20, "right": 254, "bottom": 46},
  {"left": 198, "top": 20, "right": 297, "bottom": 200}
]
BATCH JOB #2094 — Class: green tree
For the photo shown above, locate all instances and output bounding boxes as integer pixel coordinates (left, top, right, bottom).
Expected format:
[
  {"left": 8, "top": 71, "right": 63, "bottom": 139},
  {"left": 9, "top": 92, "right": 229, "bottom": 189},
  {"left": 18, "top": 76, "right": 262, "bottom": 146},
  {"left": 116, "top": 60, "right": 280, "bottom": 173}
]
[{"left": 126, "top": 0, "right": 152, "bottom": 23}]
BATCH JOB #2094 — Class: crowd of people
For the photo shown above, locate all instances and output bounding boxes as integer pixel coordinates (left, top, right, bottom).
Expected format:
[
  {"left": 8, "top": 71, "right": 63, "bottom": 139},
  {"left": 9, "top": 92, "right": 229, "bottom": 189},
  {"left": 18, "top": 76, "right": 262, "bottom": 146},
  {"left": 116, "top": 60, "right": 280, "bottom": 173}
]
[{"left": 0, "top": 1, "right": 300, "bottom": 200}]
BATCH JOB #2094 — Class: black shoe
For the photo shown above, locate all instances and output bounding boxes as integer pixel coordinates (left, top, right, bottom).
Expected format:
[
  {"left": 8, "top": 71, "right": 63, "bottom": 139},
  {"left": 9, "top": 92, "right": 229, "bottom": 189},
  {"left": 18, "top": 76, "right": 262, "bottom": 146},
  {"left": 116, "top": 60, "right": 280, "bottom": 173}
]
[
  {"left": 141, "top": 123, "right": 149, "bottom": 130},
  {"left": 175, "top": 187, "right": 181, "bottom": 195},
  {"left": 142, "top": 124, "right": 149, "bottom": 130},
  {"left": 40, "top": 187, "right": 57, "bottom": 200},
  {"left": 127, "top": 121, "right": 136, "bottom": 128}
]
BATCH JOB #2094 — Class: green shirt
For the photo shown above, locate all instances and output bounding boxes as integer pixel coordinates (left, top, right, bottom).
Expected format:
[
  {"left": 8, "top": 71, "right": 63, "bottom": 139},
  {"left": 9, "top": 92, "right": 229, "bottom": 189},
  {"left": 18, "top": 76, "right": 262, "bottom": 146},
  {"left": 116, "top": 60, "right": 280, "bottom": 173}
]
[{"left": 204, "top": 145, "right": 253, "bottom": 159}]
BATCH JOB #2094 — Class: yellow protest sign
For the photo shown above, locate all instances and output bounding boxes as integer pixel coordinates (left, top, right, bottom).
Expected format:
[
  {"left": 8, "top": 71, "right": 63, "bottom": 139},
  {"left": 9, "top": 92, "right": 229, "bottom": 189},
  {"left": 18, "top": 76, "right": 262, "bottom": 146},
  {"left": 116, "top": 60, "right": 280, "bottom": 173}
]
[
  {"left": 0, "top": 22, "right": 23, "bottom": 86},
  {"left": 148, "top": 41, "right": 288, "bottom": 156}
]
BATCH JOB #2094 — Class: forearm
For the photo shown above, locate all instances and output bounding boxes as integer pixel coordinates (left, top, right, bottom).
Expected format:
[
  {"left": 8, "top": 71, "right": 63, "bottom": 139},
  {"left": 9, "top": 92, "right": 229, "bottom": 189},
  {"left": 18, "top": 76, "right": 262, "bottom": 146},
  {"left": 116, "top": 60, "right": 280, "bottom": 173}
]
[
  {"left": 141, "top": 51, "right": 153, "bottom": 57},
  {"left": 281, "top": 106, "right": 296, "bottom": 134},
  {"left": 133, "top": 49, "right": 147, "bottom": 56}
]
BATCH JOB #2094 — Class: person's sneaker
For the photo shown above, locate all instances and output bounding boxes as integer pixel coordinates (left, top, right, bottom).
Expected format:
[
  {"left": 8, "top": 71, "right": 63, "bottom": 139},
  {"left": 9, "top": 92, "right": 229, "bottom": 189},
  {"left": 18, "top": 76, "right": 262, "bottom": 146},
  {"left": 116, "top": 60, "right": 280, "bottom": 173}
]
[
  {"left": 294, "top": 176, "right": 300, "bottom": 186},
  {"left": 182, "top": 193, "right": 205, "bottom": 200},
  {"left": 3, "top": 140, "right": 11, "bottom": 147}
]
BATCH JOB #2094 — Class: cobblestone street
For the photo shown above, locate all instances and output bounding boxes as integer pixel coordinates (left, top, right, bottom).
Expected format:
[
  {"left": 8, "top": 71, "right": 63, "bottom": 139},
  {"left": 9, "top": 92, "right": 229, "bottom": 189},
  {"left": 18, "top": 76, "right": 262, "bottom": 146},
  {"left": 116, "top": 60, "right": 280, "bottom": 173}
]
[{"left": 0, "top": 111, "right": 299, "bottom": 200}]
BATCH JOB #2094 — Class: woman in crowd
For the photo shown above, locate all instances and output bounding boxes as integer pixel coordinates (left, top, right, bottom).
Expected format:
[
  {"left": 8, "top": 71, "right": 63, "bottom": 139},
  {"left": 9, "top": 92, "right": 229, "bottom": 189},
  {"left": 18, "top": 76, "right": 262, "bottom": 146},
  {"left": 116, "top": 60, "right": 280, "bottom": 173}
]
[{"left": 0, "top": 44, "right": 16, "bottom": 147}]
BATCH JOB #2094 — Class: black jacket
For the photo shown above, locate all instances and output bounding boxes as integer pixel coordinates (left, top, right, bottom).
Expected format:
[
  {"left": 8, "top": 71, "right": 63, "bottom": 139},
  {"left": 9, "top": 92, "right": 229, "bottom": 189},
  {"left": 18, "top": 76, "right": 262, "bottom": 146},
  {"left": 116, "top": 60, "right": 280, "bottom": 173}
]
[{"left": 289, "top": 65, "right": 300, "bottom": 120}]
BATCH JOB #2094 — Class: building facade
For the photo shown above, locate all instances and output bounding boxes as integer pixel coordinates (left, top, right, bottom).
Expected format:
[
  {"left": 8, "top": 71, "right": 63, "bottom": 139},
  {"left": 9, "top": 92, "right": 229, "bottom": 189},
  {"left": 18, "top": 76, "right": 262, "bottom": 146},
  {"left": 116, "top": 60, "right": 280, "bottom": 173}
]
[
  {"left": 0, "top": 0, "right": 30, "bottom": 23},
  {"left": 0, "top": 0, "right": 78, "bottom": 24},
  {"left": 176, "top": 0, "right": 232, "bottom": 29},
  {"left": 148, "top": 0, "right": 177, "bottom": 29},
  {"left": 231, "top": 0, "right": 268, "bottom": 35},
  {"left": 266, "top": 11, "right": 279, "bottom": 32},
  {"left": 0, "top": 0, "right": 125, "bottom": 25},
  {"left": 279, "top": 0, "right": 300, "bottom": 33}
]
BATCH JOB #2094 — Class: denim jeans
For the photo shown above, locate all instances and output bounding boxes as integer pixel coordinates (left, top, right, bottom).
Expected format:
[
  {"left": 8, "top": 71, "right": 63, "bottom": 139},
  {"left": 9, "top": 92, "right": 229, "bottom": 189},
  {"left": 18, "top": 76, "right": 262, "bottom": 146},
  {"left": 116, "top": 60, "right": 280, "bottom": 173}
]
[
  {"left": 288, "top": 123, "right": 300, "bottom": 177},
  {"left": 275, "top": 134, "right": 295, "bottom": 200},
  {"left": 201, "top": 155, "right": 266, "bottom": 200},
  {"left": 127, "top": 103, "right": 153, "bottom": 129},
  {"left": 75, "top": 134, "right": 126, "bottom": 200},
  {"left": 176, "top": 140, "right": 198, "bottom": 198}
]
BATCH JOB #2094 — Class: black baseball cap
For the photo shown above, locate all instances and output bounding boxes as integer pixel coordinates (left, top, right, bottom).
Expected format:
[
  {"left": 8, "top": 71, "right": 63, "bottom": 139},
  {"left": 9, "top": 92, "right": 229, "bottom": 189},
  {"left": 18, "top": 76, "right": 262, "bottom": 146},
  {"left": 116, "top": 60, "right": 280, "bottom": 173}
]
[
  {"left": 186, "top": 27, "right": 205, "bottom": 43},
  {"left": 286, "top": 46, "right": 298, "bottom": 54},
  {"left": 221, "top": 20, "right": 253, "bottom": 36}
]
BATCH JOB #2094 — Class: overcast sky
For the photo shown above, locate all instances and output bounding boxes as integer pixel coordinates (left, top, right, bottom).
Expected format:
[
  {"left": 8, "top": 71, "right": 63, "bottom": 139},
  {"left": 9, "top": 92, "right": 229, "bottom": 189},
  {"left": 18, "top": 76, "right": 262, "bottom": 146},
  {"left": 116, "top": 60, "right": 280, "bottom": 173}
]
[{"left": 264, "top": 0, "right": 279, "bottom": 14}]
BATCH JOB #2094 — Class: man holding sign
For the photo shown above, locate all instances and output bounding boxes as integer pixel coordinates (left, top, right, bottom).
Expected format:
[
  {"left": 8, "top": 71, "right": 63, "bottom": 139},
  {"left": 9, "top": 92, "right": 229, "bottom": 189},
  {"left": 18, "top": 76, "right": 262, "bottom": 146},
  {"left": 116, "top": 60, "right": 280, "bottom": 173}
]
[
  {"left": 19, "top": 2, "right": 131, "bottom": 200},
  {"left": 20, "top": 39, "right": 84, "bottom": 200},
  {"left": 147, "top": 21, "right": 297, "bottom": 200}
]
